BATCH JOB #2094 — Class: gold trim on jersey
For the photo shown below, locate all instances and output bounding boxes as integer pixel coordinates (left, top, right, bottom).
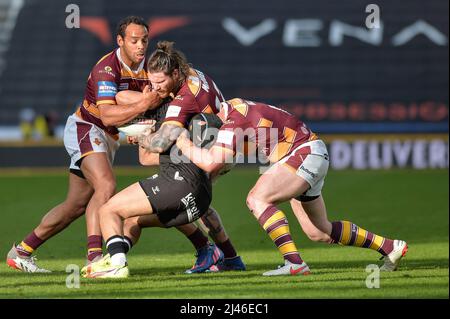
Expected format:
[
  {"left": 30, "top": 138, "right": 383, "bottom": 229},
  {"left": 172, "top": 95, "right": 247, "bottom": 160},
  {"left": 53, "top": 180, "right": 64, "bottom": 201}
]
[
  {"left": 257, "top": 118, "right": 273, "bottom": 128},
  {"left": 75, "top": 107, "right": 83, "bottom": 119},
  {"left": 162, "top": 120, "right": 185, "bottom": 128},
  {"left": 80, "top": 150, "right": 96, "bottom": 158},
  {"left": 81, "top": 101, "right": 99, "bottom": 118},
  {"left": 96, "top": 100, "right": 116, "bottom": 106},
  {"left": 80, "top": 100, "right": 115, "bottom": 119},
  {"left": 202, "top": 105, "right": 214, "bottom": 114},
  {"left": 268, "top": 127, "right": 297, "bottom": 163},
  {"left": 120, "top": 68, "right": 148, "bottom": 80},
  {"left": 96, "top": 51, "right": 114, "bottom": 65},
  {"left": 228, "top": 98, "right": 249, "bottom": 117},
  {"left": 186, "top": 68, "right": 201, "bottom": 97}
]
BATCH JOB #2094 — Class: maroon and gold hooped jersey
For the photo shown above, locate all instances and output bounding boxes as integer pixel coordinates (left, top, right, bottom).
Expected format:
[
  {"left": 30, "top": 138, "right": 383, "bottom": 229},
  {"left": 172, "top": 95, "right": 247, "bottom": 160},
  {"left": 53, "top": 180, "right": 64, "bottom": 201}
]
[
  {"left": 214, "top": 98, "right": 318, "bottom": 163},
  {"left": 75, "top": 48, "right": 149, "bottom": 136},
  {"left": 162, "top": 68, "right": 225, "bottom": 128}
]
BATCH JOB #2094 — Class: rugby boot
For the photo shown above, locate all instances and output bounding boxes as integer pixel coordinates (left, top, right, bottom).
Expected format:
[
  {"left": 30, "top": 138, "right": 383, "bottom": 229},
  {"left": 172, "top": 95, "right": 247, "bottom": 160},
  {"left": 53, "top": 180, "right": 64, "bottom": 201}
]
[
  {"left": 185, "top": 243, "right": 224, "bottom": 274},
  {"left": 380, "top": 240, "right": 408, "bottom": 271},
  {"left": 84, "top": 254, "right": 129, "bottom": 279},
  {"left": 207, "top": 255, "right": 246, "bottom": 272},
  {"left": 262, "top": 260, "right": 310, "bottom": 276},
  {"left": 6, "top": 244, "right": 51, "bottom": 273}
]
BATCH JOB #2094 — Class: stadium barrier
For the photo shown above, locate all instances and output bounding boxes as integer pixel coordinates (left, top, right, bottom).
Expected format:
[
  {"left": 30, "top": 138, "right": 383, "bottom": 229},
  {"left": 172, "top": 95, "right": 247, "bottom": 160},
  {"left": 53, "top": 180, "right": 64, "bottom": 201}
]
[{"left": 1, "top": 134, "right": 447, "bottom": 169}]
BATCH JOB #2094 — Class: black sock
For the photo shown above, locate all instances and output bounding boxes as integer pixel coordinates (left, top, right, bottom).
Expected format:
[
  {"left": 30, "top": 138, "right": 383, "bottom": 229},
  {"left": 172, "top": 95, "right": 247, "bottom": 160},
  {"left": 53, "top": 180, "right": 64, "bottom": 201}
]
[
  {"left": 106, "top": 235, "right": 126, "bottom": 257},
  {"left": 123, "top": 236, "right": 133, "bottom": 253}
]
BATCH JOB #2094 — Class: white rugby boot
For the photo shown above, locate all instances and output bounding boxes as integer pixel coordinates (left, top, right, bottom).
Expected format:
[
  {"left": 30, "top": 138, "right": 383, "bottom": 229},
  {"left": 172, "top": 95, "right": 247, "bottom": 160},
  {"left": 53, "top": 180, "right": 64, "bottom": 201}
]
[
  {"left": 6, "top": 244, "right": 51, "bottom": 273},
  {"left": 263, "top": 260, "right": 311, "bottom": 276},
  {"left": 380, "top": 240, "right": 408, "bottom": 271}
]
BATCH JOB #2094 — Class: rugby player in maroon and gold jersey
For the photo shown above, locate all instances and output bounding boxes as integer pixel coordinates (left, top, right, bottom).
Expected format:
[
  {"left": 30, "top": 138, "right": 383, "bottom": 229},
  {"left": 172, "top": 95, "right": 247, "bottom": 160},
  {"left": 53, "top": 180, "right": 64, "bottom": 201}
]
[
  {"left": 6, "top": 16, "right": 161, "bottom": 273},
  {"left": 82, "top": 42, "right": 245, "bottom": 278},
  {"left": 175, "top": 98, "right": 408, "bottom": 275}
]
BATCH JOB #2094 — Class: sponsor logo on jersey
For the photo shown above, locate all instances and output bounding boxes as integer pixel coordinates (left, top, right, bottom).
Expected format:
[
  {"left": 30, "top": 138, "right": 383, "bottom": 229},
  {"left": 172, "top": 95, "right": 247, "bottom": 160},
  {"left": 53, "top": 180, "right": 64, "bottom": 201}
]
[
  {"left": 98, "top": 66, "right": 116, "bottom": 78},
  {"left": 174, "top": 95, "right": 184, "bottom": 101},
  {"left": 119, "top": 82, "right": 129, "bottom": 90},
  {"left": 166, "top": 105, "right": 181, "bottom": 118},
  {"left": 97, "top": 81, "right": 117, "bottom": 97},
  {"left": 174, "top": 171, "right": 184, "bottom": 181},
  {"left": 217, "top": 130, "right": 234, "bottom": 145},
  {"left": 152, "top": 186, "right": 160, "bottom": 194},
  {"left": 181, "top": 192, "right": 201, "bottom": 222},
  {"left": 299, "top": 165, "right": 317, "bottom": 179},
  {"left": 93, "top": 138, "right": 102, "bottom": 146}
]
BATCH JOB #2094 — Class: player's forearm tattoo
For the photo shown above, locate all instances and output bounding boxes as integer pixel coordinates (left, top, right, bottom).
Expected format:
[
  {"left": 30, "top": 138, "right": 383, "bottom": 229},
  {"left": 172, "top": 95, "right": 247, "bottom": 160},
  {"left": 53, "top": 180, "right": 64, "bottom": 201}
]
[{"left": 139, "top": 124, "right": 183, "bottom": 153}]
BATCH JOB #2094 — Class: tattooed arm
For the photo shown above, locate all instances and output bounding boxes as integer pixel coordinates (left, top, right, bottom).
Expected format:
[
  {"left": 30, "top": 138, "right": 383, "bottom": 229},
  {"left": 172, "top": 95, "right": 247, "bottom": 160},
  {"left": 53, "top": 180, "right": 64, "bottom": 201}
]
[{"left": 138, "top": 123, "right": 185, "bottom": 153}]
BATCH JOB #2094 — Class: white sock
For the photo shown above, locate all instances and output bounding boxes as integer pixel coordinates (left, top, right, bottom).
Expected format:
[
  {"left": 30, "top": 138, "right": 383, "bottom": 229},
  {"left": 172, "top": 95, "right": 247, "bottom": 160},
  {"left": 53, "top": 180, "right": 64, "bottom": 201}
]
[{"left": 111, "top": 253, "right": 127, "bottom": 267}]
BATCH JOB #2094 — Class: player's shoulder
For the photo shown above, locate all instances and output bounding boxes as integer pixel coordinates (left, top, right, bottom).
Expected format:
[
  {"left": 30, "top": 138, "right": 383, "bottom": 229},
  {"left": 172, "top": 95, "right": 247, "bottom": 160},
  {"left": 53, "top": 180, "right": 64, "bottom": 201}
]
[
  {"left": 185, "top": 68, "right": 213, "bottom": 97},
  {"left": 227, "top": 98, "right": 251, "bottom": 117},
  {"left": 91, "top": 49, "right": 120, "bottom": 78},
  {"left": 94, "top": 49, "right": 118, "bottom": 66},
  {"left": 171, "top": 84, "right": 197, "bottom": 108}
]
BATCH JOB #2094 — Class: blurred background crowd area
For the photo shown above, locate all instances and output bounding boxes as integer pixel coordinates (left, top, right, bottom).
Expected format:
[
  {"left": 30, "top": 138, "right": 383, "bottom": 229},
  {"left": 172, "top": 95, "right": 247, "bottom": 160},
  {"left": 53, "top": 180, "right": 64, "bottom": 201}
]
[{"left": 0, "top": 0, "right": 448, "bottom": 169}]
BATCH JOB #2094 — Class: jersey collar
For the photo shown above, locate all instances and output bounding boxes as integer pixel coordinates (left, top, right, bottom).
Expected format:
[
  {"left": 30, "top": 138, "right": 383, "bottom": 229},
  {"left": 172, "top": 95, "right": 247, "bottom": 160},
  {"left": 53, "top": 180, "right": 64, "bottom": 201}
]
[{"left": 116, "top": 48, "right": 145, "bottom": 73}]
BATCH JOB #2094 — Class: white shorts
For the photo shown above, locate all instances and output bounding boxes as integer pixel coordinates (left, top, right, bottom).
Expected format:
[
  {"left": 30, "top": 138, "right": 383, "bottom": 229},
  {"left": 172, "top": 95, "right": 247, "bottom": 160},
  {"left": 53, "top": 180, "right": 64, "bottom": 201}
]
[
  {"left": 63, "top": 114, "right": 120, "bottom": 171},
  {"left": 279, "top": 139, "right": 329, "bottom": 198}
]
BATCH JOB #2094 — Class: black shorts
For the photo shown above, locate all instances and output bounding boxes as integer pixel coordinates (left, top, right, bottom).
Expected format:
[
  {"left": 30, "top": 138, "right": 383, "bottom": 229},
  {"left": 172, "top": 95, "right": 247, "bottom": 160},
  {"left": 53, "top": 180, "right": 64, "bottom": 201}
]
[{"left": 139, "top": 173, "right": 212, "bottom": 228}]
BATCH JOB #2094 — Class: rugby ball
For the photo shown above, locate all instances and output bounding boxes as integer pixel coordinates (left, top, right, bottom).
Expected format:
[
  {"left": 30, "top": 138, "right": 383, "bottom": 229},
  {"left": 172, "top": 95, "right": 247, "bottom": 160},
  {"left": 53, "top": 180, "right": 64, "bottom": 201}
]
[{"left": 118, "top": 117, "right": 156, "bottom": 137}]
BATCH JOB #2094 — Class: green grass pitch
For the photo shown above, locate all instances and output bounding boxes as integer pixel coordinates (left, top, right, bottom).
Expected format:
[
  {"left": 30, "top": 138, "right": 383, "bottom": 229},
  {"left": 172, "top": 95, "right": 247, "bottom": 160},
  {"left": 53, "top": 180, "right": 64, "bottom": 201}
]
[{"left": 0, "top": 167, "right": 448, "bottom": 298}]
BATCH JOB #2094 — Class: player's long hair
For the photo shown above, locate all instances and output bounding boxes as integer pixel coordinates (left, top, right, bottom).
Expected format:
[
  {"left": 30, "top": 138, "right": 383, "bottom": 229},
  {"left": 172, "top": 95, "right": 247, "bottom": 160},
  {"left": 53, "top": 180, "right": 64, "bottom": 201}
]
[{"left": 147, "top": 41, "right": 191, "bottom": 81}]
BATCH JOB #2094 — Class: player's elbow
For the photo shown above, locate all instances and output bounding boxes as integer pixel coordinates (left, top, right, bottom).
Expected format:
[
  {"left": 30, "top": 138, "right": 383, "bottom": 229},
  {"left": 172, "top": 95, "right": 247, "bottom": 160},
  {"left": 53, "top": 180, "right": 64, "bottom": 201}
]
[
  {"left": 100, "top": 117, "right": 115, "bottom": 127},
  {"left": 98, "top": 110, "right": 117, "bottom": 127}
]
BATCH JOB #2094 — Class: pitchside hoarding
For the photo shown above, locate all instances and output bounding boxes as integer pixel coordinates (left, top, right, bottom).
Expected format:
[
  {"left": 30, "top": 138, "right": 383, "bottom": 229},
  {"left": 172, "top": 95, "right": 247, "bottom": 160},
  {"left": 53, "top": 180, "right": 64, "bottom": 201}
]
[{"left": 1, "top": 138, "right": 447, "bottom": 169}]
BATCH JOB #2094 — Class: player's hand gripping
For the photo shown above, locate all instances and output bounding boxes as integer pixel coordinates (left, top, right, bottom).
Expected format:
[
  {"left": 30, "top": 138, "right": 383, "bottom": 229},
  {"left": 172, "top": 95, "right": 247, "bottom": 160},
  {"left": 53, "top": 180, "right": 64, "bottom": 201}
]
[
  {"left": 175, "top": 128, "right": 191, "bottom": 149},
  {"left": 138, "top": 85, "right": 162, "bottom": 112}
]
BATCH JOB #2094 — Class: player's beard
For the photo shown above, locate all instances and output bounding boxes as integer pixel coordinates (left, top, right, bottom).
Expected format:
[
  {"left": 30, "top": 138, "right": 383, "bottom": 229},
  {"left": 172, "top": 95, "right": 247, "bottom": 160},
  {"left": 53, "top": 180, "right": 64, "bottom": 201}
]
[{"left": 158, "top": 78, "right": 178, "bottom": 98}]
